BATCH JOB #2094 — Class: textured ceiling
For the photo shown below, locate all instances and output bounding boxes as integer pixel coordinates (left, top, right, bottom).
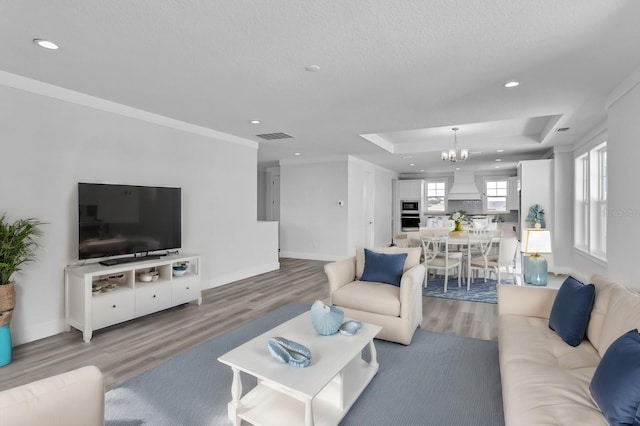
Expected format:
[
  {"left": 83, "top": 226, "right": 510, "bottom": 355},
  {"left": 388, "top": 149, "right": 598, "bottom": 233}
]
[{"left": 1, "top": 0, "right": 639, "bottom": 173}]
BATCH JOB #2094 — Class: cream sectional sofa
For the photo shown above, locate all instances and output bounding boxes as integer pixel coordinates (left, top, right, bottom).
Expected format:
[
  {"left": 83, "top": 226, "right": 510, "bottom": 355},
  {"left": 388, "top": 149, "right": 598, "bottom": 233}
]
[
  {"left": 497, "top": 273, "right": 640, "bottom": 425},
  {"left": 0, "top": 365, "right": 104, "bottom": 426}
]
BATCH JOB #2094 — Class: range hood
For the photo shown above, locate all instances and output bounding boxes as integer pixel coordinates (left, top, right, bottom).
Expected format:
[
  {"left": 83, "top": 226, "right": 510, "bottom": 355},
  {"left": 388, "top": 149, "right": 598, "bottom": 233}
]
[{"left": 448, "top": 171, "right": 482, "bottom": 200}]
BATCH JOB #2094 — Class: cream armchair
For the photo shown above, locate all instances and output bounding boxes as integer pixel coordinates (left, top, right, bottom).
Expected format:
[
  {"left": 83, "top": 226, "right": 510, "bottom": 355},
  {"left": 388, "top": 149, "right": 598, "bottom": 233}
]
[{"left": 324, "top": 246, "right": 425, "bottom": 345}]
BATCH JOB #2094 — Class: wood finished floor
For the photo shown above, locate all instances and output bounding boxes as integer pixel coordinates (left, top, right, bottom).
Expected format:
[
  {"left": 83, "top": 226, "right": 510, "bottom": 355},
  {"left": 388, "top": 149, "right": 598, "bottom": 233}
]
[{"left": 0, "top": 258, "right": 498, "bottom": 392}]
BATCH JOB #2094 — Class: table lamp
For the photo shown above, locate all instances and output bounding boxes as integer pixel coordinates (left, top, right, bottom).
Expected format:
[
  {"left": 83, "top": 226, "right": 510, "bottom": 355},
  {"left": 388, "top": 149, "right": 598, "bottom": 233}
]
[{"left": 521, "top": 224, "right": 552, "bottom": 286}]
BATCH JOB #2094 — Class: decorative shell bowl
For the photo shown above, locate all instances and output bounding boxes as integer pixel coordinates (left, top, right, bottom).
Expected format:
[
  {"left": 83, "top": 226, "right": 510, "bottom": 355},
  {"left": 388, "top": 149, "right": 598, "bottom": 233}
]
[
  {"left": 267, "top": 337, "right": 312, "bottom": 368},
  {"left": 339, "top": 320, "right": 363, "bottom": 336},
  {"left": 310, "top": 300, "right": 344, "bottom": 336}
]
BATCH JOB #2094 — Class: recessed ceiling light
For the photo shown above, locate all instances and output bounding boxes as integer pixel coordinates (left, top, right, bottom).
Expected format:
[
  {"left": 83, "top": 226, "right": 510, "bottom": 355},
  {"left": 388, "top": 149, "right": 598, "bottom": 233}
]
[
  {"left": 497, "top": 149, "right": 504, "bottom": 153},
  {"left": 504, "top": 81, "right": 519, "bottom": 88},
  {"left": 305, "top": 65, "right": 321, "bottom": 72},
  {"left": 455, "top": 167, "right": 461, "bottom": 170},
  {"left": 250, "top": 120, "right": 260, "bottom": 124},
  {"left": 495, "top": 166, "right": 500, "bottom": 168},
  {"left": 420, "top": 169, "right": 425, "bottom": 172},
  {"left": 409, "top": 163, "right": 415, "bottom": 166},
  {"left": 495, "top": 159, "right": 502, "bottom": 162},
  {"left": 33, "top": 39, "right": 59, "bottom": 50},
  {"left": 294, "top": 152, "right": 301, "bottom": 156}
]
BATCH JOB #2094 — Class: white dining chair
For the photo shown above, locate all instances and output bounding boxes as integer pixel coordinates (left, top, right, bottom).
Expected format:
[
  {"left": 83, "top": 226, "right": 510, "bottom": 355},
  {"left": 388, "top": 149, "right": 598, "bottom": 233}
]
[
  {"left": 467, "top": 233, "right": 497, "bottom": 288},
  {"left": 470, "top": 236, "right": 518, "bottom": 284},
  {"left": 421, "top": 235, "right": 462, "bottom": 292}
]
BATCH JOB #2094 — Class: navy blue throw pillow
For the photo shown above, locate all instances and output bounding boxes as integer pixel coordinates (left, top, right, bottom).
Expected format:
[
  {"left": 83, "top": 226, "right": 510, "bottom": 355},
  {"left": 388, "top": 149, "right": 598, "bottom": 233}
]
[
  {"left": 360, "top": 249, "right": 408, "bottom": 287},
  {"left": 590, "top": 329, "right": 640, "bottom": 425},
  {"left": 548, "top": 276, "right": 595, "bottom": 347}
]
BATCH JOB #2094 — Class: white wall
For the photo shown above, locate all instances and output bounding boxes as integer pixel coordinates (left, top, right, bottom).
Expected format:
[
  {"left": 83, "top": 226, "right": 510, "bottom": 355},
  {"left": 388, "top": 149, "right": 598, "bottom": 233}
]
[
  {"left": 279, "top": 156, "right": 396, "bottom": 261},
  {"left": 0, "top": 79, "right": 279, "bottom": 345},
  {"left": 552, "top": 149, "right": 574, "bottom": 274},
  {"left": 279, "top": 159, "right": 349, "bottom": 260},
  {"left": 605, "top": 71, "right": 640, "bottom": 289}
]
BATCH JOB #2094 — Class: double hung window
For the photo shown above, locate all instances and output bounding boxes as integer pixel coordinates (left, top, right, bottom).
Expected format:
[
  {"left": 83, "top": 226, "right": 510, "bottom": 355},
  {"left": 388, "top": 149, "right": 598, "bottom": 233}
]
[
  {"left": 426, "top": 181, "right": 446, "bottom": 212},
  {"left": 485, "top": 179, "right": 508, "bottom": 212},
  {"left": 575, "top": 142, "right": 607, "bottom": 259}
]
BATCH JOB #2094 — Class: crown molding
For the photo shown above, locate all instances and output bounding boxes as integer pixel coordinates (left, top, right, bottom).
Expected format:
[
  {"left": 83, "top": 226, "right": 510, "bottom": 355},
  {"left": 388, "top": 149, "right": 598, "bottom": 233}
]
[{"left": 0, "top": 70, "right": 257, "bottom": 149}]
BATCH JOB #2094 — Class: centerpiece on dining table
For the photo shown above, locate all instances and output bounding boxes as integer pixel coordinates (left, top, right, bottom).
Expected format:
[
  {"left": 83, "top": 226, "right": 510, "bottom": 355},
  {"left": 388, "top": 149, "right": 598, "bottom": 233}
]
[{"left": 449, "top": 210, "right": 466, "bottom": 236}]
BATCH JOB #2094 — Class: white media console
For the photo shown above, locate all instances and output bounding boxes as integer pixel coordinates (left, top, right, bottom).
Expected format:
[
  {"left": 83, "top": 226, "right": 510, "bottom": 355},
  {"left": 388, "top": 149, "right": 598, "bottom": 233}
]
[{"left": 64, "top": 253, "right": 201, "bottom": 342}]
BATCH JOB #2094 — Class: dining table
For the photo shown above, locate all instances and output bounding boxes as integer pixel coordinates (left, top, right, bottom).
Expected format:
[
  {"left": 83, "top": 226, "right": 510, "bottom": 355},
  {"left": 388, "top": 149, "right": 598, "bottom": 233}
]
[{"left": 421, "top": 231, "right": 501, "bottom": 288}]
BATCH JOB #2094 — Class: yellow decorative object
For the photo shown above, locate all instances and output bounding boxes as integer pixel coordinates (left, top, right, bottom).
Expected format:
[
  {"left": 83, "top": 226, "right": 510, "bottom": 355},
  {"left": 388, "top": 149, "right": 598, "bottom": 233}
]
[{"left": 448, "top": 211, "right": 466, "bottom": 236}]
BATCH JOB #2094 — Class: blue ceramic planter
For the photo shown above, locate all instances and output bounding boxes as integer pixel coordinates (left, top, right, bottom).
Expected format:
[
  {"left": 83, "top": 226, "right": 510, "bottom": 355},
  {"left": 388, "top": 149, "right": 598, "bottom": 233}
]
[{"left": 0, "top": 325, "right": 12, "bottom": 366}]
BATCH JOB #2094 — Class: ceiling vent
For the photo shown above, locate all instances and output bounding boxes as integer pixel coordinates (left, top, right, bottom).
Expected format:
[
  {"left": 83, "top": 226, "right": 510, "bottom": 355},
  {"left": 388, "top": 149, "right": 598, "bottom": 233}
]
[
  {"left": 556, "top": 127, "right": 570, "bottom": 132},
  {"left": 256, "top": 132, "right": 294, "bottom": 140}
]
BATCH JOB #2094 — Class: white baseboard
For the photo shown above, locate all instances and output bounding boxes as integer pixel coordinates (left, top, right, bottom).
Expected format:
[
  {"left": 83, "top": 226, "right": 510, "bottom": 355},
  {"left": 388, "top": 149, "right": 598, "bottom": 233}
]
[
  {"left": 278, "top": 251, "right": 345, "bottom": 262},
  {"left": 12, "top": 318, "right": 68, "bottom": 346},
  {"left": 202, "top": 262, "right": 281, "bottom": 290}
]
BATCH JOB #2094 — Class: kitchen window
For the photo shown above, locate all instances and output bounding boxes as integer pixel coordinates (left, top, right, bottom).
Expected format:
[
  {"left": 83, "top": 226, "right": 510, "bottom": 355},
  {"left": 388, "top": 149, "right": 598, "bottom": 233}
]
[
  {"left": 575, "top": 141, "right": 607, "bottom": 259},
  {"left": 485, "top": 179, "right": 508, "bottom": 212},
  {"left": 426, "top": 181, "right": 446, "bottom": 212}
]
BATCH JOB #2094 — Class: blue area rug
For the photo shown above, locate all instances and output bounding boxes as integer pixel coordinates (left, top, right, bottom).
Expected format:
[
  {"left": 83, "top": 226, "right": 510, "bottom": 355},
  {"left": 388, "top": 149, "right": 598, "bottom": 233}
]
[
  {"left": 105, "top": 303, "right": 504, "bottom": 426},
  {"left": 423, "top": 277, "right": 514, "bottom": 304}
]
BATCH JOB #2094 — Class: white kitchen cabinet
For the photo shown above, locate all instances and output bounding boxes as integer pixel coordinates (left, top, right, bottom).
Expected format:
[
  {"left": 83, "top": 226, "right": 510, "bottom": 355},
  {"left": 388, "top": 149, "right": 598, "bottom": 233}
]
[
  {"left": 65, "top": 253, "right": 201, "bottom": 342},
  {"left": 398, "top": 179, "right": 424, "bottom": 200}
]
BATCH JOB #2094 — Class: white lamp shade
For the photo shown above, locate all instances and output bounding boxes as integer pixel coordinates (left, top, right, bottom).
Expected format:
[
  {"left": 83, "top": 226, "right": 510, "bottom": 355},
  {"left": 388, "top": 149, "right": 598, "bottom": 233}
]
[{"left": 521, "top": 228, "right": 552, "bottom": 254}]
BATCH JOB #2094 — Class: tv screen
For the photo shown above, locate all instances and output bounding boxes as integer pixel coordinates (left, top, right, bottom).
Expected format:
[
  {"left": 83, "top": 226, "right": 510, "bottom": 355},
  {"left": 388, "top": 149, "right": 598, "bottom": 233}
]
[{"left": 78, "top": 183, "right": 181, "bottom": 260}]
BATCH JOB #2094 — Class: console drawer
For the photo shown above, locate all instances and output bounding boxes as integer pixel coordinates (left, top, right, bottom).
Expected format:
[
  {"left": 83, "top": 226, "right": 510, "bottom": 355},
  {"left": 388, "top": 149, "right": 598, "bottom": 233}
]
[
  {"left": 172, "top": 278, "right": 200, "bottom": 305},
  {"left": 135, "top": 283, "right": 172, "bottom": 316},
  {"left": 92, "top": 290, "right": 135, "bottom": 329}
]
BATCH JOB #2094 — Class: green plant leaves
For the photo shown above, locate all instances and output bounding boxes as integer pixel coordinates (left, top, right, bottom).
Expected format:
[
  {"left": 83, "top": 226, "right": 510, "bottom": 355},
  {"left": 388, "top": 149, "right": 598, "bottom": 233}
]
[{"left": 0, "top": 214, "right": 44, "bottom": 285}]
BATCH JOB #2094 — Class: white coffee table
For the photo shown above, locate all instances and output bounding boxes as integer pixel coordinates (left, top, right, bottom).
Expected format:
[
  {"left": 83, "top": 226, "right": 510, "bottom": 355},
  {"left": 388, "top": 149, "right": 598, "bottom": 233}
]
[{"left": 218, "top": 311, "right": 382, "bottom": 426}]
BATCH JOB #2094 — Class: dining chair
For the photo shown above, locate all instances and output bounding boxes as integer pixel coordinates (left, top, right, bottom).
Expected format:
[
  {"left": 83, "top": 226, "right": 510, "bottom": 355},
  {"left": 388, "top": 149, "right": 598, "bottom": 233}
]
[
  {"left": 421, "top": 235, "right": 462, "bottom": 293},
  {"left": 469, "top": 236, "right": 518, "bottom": 284},
  {"left": 467, "top": 233, "right": 496, "bottom": 288}
]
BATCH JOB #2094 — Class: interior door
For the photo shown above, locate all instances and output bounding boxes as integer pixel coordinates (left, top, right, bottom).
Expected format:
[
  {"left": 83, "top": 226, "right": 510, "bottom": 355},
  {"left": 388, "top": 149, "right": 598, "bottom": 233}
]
[
  {"left": 270, "top": 174, "right": 280, "bottom": 222},
  {"left": 363, "top": 171, "right": 375, "bottom": 247}
]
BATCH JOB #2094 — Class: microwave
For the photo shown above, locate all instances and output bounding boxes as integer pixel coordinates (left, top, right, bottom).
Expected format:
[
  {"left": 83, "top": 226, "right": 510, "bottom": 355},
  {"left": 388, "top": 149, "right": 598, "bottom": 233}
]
[{"left": 401, "top": 201, "right": 420, "bottom": 212}]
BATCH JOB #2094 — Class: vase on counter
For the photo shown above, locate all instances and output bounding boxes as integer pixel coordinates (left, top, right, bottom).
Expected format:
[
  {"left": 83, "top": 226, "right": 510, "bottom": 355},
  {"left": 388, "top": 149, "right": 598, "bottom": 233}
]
[{"left": 449, "top": 221, "right": 465, "bottom": 236}]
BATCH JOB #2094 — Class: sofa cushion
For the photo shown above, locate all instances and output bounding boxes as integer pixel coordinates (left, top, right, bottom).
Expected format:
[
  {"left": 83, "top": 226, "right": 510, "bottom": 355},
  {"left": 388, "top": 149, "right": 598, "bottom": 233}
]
[
  {"left": 586, "top": 274, "right": 617, "bottom": 354},
  {"left": 598, "top": 283, "right": 640, "bottom": 358},
  {"left": 499, "top": 314, "right": 605, "bottom": 425},
  {"left": 590, "top": 329, "right": 640, "bottom": 425},
  {"left": 331, "top": 281, "right": 400, "bottom": 317},
  {"left": 548, "top": 276, "right": 595, "bottom": 347},
  {"left": 360, "top": 249, "right": 407, "bottom": 287},
  {"left": 355, "top": 246, "right": 421, "bottom": 279}
]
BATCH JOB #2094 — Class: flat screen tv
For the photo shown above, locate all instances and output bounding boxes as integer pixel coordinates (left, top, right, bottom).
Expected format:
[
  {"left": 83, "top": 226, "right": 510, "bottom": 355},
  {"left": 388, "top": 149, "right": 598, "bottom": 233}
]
[{"left": 78, "top": 183, "right": 181, "bottom": 261}]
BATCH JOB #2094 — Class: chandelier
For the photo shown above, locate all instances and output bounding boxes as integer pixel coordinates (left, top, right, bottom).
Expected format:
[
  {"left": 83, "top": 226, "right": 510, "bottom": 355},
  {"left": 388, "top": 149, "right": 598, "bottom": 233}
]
[{"left": 441, "top": 127, "right": 468, "bottom": 162}]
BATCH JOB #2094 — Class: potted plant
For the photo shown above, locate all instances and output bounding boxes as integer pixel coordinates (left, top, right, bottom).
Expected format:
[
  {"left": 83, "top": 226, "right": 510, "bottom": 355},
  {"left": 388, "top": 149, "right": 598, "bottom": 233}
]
[
  {"left": 0, "top": 214, "right": 43, "bottom": 366},
  {"left": 525, "top": 204, "right": 545, "bottom": 228}
]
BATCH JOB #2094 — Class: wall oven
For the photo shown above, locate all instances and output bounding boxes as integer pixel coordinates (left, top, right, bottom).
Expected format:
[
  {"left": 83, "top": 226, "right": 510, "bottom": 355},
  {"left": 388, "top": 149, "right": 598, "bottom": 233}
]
[
  {"left": 400, "top": 199, "right": 422, "bottom": 231},
  {"left": 400, "top": 214, "right": 421, "bottom": 231}
]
